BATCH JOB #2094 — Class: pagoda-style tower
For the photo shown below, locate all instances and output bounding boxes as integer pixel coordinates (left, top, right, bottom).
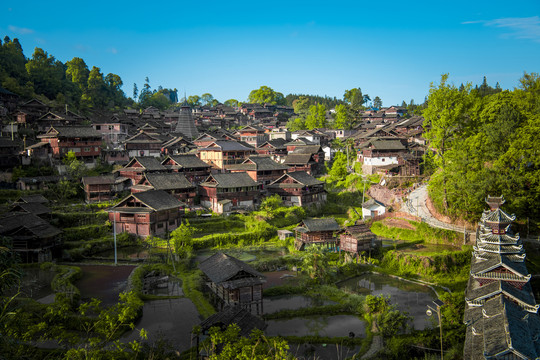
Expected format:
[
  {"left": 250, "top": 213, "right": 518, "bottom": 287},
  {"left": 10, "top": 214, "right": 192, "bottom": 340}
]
[
  {"left": 174, "top": 102, "right": 198, "bottom": 139},
  {"left": 463, "top": 196, "right": 540, "bottom": 359}
]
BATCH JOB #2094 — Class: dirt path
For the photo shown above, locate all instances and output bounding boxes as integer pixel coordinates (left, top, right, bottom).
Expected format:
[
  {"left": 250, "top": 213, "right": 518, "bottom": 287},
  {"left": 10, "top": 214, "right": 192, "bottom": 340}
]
[
  {"left": 401, "top": 185, "right": 467, "bottom": 233},
  {"left": 361, "top": 335, "right": 383, "bottom": 359}
]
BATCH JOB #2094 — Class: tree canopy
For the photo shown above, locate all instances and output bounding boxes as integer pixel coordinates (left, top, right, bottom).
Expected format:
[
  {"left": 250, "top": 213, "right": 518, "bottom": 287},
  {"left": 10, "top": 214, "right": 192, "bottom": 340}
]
[
  {"left": 424, "top": 73, "right": 540, "bottom": 221},
  {"left": 248, "top": 86, "right": 285, "bottom": 105}
]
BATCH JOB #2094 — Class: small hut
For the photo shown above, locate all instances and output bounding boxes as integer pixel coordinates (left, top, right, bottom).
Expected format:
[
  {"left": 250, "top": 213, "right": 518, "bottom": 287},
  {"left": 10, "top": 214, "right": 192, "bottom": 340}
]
[
  {"left": 199, "top": 252, "right": 266, "bottom": 314},
  {"left": 294, "top": 218, "right": 340, "bottom": 250},
  {"left": 339, "top": 222, "right": 378, "bottom": 260}
]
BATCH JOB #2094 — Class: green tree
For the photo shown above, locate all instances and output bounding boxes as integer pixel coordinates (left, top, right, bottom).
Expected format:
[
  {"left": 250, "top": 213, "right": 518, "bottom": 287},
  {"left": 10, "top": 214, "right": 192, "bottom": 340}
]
[
  {"left": 423, "top": 74, "right": 473, "bottom": 210},
  {"left": 248, "top": 86, "right": 285, "bottom": 105},
  {"left": 224, "top": 99, "right": 239, "bottom": 107},
  {"left": 171, "top": 221, "right": 194, "bottom": 258},
  {"left": 201, "top": 93, "right": 215, "bottom": 106},
  {"left": 373, "top": 96, "right": 383, "bottom": 109},
  {"left": 65, "top": 57, "right": 89, "bottom": 92},
  {"left": 206, "top": 324, "right": 292, "bottom": 359},
  {"left": 344, "top": 88, "right": 363, "bottom": 110},
  {"left": 333, "top": 104, "right": 353, "bottom": 129},
  {"left": 84, "top": 66, "right": 108, "bottom": 108},
  {"left": 25, "top": 47, "right": 65, "bottom": 100},
  {"left": 187, "top": 95, "right": 201, "bottom": 106},
  {"left": 292, "top": 96, "right": 310, "bottom": 114},
  {"left": 260, "top": 194, "right": 283, "bottom": 213},
  {"left": 329, "top": 152, "right": 348, "bottom": 179},
  {"left": 304, "top": 104, "right": 327, "bottom": 129},
  {"left": 286, "top": 116, "right": 306, "bottom": 131}
]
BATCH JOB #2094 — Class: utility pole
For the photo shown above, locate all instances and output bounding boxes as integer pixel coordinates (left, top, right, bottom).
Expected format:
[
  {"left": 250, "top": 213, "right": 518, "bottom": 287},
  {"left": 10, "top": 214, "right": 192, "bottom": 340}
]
[{"left": 113, "top": 212, "right": 117, "bottom": 265}]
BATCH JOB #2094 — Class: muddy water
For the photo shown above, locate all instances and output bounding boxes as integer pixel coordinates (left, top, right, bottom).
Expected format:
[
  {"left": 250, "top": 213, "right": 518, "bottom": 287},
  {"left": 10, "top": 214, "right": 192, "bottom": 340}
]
[
  {"left": 76, "top": 265, "right": 136, "bottom": 306},
  {"left": 339, "top": 273, "right": 438, "bottom": 330},
  {"left": 121, "top": 298, "right": 200, "bottom": 352},
  {"left": 265, "top": 315, "right": 366, "bottom": 337}
]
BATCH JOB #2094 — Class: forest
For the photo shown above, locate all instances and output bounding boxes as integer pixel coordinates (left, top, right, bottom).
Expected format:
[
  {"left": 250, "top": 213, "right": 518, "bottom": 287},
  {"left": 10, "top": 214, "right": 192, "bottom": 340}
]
[{"left": 423, "top": 73, "right": 540, "bottom": 222}]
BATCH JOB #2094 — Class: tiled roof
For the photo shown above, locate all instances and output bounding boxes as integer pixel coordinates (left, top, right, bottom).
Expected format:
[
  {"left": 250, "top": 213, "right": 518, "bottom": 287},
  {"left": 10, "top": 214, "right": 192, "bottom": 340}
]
[
  {"left": 292, "top": 145, "right": 323, "bottom": 154},
  {"left": 9, "top": 202, "right": 51, "bottom": 215},
  {"left": 17, "top": 194, "right": 49, "bottom": 204},
  {"left": 227, "top": 156, "right": 288, "bottom": 171},
  {"left": 202, "top": 140, "right": 253, "bottom": 152},
  {"left": 144, "top": 173, "right": 194, "bottom": 190},
  {"left": 269, "top": 171, "right": 323, "bottom": 188},
  {"left": 164, "top": 154, "right": 211, "bottom": 169},
  {"left": 0, "top": 213, "right": 61, "bottom": 238},
  {"left": 82, "top": 175, "right": 115, "bottom": 185},
  {"left": 198, "top": 252, "right": 265, "bottom": 285},
  {"left": 126, "top": 157, "right": 166, "bottom": 171},
  {"left": 299, "top": 218, "right": 340, "bottom": 232},
  {"left": 43, "top": 126, "right": 101, "bottom": 138},
  {"left": 200, "top": 173, "right": 258, "bottom": 188},
  {"left": 283, "top": 154, "right": 315, "bottom": 165}
]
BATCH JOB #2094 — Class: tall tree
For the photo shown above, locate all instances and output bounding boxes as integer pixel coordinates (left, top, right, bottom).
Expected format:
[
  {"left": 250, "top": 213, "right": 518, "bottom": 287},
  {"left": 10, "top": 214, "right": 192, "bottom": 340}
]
[
  {"left": 304, "top": 104, "right": 327, "bottom": 129},
  {"left": 25, "top": 47, "right": 65, "bottom": 99},
  {"left": 201, "top": 93, "right": 214, "bottom": 106},
  {"left": 373, "top": 96, "right": 383, "bottom": 109},
  {"left": 248, "top": 86, "right": 285, "bottom": 105},
  {"left": 65, "top": 57, "right": 89, "bottom": 91},
  {"left": 187, "top": 95, "right": 201, "bottom": 106},
  {"left": 132, "top": 83, "right": 138, "bottom": 100},
  {"left": 333, "top": 104, "right": 353, "bottom": 129},
  {"left": 423, "top": 74, "right": 473, "bottom": 210},
  {"left": 224, "top": 99, "right": 239, "bottom": 107},
  {"left": 85, "top": 66, "right": 108, "bottom": 108},
  {"left": 343, "top": 88, "right": 363, "bottom": 110}
]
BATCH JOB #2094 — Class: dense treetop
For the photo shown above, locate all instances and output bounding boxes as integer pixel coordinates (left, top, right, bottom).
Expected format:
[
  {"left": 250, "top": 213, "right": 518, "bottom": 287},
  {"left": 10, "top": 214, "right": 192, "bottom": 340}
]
[{"left": 424, "top": 72, "right": 540, "bottom": 221}]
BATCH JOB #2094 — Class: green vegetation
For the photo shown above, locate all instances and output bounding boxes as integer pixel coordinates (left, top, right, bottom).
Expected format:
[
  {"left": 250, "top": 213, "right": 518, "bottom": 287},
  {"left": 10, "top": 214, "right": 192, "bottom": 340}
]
[
  {"left": 424, "top": 73, "right": 540, "bottom": 222},
  {"left": 370, "top": 220, "right": 461, "bottom": 244}
]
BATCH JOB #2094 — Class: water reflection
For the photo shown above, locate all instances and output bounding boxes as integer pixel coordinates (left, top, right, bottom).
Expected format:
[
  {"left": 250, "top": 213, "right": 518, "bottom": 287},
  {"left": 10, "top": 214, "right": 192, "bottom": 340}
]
[
  {"left": 264, "top": 295, "right": 335, "bottom": 313},
  {"left": 339, "top": 273, "right": 437, "bottom": 330},
  {"left": 266, "top": 315, "right": 365, "bottom": 337},
  {"left": 76, "top": 265, "right": 135, "bottom": 306},
  {"left": 121, "top": 298, "right": 200, "bottom": 352}
]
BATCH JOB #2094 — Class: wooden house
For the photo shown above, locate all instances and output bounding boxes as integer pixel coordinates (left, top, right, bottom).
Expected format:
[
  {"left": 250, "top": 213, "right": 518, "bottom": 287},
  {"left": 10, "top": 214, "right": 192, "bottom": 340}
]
[
  {"left": 359, "top": 138, "right": 408, "bottom": 175},
  {"left": 199, "top": 173, "right": 260, "bottom": 214},
  {"left": 107, "top": 190, "right": 185, "bottom": 238},
  {"left": 9, "top": 202, "right": 52, "bottom": 218},
  {"left": 37, "top": 126, "right": 102, "bottom": 163},
  {"left": 16, "top": 175, "right": 67, "bottom": 191},
  {"left": 283, "top": 153, "right": 317, "bottom": 175},
  {"left": 160, "top": 136, "right": 196, "bottom": 155},
  {"left": 0, "top": 213, "right": 61, "bottom": 263},
  {"left": 267, "top": 171, "right": 326, "bottom": 207},
  {"left": 82, "top": 175, "right": 119, "bottom": 203},
  {"left": 256, "top": 139, "right": 288, "bottom": 162},
  {"left": 294, "top": 218, "right": 340, "bottom": 250},
  {"left": 236, "top": 125, "right": 268, "bottom": 147},
  {"left": 227, "top": 156, "right": 288, "bottom": 185},
  {"left": 339, "top": 223, "right": 377, "bottom": 259},
  {"left": 131, "top": 173, "right": 197, "bottom": 205},
  {"left": 123, "top": 131, "right": 162, "bottom": 158},
  {"left": 199, "top": 252, "right": 266, "bottom": 314},
  {"left": 197, "top": 140, "right": 254, "bottom": 170},
  {"left": 161, "top": 154, "right": 212, "bottom": 185},
  {"left": 117, "top": 157, "right": 167, "bottom": 185},
  {"left": 291, "top": 144, "right": 325, "bottom": 173}
]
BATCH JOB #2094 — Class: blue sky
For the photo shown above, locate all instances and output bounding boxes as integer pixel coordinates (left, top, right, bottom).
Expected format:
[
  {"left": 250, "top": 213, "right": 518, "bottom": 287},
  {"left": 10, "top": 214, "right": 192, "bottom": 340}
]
[{"left": 1, "top": 1, "right": 539, "bottom": 106}]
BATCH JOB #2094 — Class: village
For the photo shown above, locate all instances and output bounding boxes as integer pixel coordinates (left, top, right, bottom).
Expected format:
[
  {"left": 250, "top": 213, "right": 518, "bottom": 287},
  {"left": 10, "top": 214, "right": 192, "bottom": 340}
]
[{"left": 1, "top": 81, "right": 540, "bottom": 360}]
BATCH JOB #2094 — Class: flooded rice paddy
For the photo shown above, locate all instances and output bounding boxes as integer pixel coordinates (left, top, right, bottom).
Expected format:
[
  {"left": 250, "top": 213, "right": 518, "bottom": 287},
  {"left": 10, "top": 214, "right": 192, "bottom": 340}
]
[{"left": 339, "top": 273, "right": 438, "bottom": 330}]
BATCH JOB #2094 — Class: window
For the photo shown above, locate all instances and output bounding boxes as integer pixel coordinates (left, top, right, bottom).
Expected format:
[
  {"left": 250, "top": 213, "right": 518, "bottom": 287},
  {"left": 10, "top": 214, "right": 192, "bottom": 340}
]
[
  {"left": 84, "top": 147, "right": 90, "bottom": 152},
  {"left": 157, "top": 222, "right": 164, "bottom": 229},
  {"left": 96, "top": 125, "right": 101, "bottom": 130}
]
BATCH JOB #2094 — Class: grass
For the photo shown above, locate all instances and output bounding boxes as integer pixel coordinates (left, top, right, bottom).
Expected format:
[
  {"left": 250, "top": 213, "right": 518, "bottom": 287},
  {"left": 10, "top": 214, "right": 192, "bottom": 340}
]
[{"left": 176, "top": 269, "right": 216, "bottom": 318}]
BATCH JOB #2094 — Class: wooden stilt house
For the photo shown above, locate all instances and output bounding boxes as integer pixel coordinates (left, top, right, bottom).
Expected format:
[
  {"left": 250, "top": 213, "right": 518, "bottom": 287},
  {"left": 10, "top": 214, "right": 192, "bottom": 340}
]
[
  {"left": 198, "top": 252, "right": 266, "bottom": 314},
  {"left": 294, "top": 218, "right": 340, "bottom": 251}
]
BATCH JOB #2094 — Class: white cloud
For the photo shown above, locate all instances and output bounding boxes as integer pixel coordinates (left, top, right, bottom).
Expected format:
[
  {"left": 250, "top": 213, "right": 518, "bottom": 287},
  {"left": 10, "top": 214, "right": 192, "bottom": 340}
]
[
  {"left": 8, "top": 25, "right": 34, "bottom": 35},
  {"left": 463, "top": 16, "right": 540, "bottom": 43},
  {"left": 109, "top": 47, "right": 118, "bottom": 54}
]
